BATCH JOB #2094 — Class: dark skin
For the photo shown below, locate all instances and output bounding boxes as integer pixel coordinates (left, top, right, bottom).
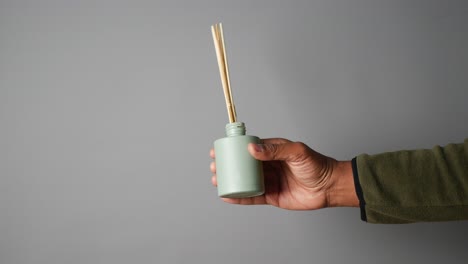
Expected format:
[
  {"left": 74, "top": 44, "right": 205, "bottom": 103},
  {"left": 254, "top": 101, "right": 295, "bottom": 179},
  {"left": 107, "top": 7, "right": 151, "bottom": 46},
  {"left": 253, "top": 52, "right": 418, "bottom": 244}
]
[{"left": 210, "top": 138, "right": 359, "bottom": 209}]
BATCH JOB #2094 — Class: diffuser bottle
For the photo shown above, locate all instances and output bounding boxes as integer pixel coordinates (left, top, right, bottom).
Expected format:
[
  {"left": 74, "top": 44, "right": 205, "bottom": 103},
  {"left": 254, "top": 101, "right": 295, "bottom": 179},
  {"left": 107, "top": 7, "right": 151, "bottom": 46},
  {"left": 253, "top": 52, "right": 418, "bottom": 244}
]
[
  {"left": 211, "top": 23, "right": 264, "bottom": 198},
  {"left": 214, "top": 122, "right": 265, "bottom": 198}
]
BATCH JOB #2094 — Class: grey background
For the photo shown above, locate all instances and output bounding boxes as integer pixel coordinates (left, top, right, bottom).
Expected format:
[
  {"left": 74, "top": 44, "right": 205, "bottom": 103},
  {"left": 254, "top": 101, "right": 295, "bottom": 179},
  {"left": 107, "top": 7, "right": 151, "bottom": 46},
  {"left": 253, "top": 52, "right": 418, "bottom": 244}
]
[{"left": 1, "top": 0, "right": 467, "bottom": 263}]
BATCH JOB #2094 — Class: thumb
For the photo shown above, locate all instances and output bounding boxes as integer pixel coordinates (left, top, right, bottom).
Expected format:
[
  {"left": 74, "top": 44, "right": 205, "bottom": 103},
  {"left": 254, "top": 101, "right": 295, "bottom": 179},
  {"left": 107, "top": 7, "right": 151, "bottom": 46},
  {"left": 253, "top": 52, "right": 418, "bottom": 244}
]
[{"left": 248, "top": 142, "right": 306, "bottom": 162}]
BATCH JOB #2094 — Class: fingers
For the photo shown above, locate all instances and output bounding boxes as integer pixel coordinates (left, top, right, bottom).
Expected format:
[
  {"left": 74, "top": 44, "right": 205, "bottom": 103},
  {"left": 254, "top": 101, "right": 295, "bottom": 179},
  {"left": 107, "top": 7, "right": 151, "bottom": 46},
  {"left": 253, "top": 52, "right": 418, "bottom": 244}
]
[
  {"left": 248, "top": 141, "right": 309, "bottom": 162},
  {"left": 210, "top": 148, "right": 215, "bottom": 159},
  {"left": 210, "top": 159, "right": 217, "bottom": 186},
  {"left": 211, "top": 175, "right": 217, "bottom": 186},
  {"left": 210, "top": 161, "right": 216, "bottom": 173},
  {"left": 210, "top": 148, "right": 217, "bottom": 186}
]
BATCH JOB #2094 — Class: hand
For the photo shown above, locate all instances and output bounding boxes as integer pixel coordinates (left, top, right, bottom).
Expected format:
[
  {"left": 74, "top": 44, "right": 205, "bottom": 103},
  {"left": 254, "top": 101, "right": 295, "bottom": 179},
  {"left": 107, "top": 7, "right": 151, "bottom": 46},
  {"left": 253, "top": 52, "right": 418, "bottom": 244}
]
[{"left": 210, "top": 138, "right": 359, "bottom": 210}]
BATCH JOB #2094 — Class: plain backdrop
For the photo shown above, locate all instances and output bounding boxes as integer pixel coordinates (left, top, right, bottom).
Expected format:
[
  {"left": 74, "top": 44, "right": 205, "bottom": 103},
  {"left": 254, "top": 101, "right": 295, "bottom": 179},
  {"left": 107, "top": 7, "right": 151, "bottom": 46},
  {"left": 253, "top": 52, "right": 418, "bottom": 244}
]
[{"left": 1, "top": 0, "right": 467, "bottom": 263}]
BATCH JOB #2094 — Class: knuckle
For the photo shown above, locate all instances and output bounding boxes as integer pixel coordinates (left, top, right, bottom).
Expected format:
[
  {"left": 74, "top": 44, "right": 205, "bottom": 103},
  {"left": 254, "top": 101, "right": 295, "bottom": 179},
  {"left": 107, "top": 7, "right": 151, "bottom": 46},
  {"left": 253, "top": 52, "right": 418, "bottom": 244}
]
[
  {"left": 293, "top": 142, "right": 309, "bottom": 153},
  {"left": 275, "top": 138, "right": 290, "bottom": 144},
  {"left": 292, "top": 142, "right": 310, "bottom": 161}
]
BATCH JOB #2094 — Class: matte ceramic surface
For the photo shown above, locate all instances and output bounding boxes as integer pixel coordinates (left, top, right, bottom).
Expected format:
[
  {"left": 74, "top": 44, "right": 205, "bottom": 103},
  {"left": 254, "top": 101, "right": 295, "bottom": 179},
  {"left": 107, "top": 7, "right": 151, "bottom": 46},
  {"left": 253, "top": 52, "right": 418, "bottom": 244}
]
[{"left": 214, "top": 123, "right": 264, "bottom": 198}]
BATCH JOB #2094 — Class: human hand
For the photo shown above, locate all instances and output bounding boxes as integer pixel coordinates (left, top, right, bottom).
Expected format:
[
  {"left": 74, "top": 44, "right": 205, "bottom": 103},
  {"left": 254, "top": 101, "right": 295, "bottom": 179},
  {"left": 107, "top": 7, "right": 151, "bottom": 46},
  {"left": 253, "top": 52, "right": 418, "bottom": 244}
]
[{"left": 210, "top": 138, "right": 358, "bottom": 210}]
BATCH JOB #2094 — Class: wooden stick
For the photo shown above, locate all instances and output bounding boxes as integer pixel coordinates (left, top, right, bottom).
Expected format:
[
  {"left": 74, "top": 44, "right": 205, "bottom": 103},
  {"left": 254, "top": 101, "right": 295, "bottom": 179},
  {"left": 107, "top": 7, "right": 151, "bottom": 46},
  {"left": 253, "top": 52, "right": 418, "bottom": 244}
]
[{"left": 211, "top": 23, "right": 237, "bottom": 123}]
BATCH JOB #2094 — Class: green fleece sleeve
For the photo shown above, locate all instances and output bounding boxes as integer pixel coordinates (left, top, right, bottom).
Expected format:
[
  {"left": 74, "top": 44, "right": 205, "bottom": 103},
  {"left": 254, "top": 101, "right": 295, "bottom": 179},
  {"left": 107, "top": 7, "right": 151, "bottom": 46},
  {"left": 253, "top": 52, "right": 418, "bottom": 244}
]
[{"left": 353, "top": 138, "right": 468, "bottom": 224}]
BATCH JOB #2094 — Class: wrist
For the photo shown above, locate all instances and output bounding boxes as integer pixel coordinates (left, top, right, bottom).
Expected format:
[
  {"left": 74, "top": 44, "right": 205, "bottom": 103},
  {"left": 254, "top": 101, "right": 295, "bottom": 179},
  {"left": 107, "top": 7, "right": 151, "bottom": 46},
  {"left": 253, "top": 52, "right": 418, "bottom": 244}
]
[{"left": 327, "top": 160, "right": 359, "bottom": 207}]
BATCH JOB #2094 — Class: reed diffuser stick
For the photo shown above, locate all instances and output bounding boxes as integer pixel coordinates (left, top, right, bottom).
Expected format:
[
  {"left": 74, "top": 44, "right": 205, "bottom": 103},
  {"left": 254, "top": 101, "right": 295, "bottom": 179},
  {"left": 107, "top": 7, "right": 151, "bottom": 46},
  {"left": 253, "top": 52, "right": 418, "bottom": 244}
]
[{"left": 211, "top": 23, "right": 237, "bottom": 123}]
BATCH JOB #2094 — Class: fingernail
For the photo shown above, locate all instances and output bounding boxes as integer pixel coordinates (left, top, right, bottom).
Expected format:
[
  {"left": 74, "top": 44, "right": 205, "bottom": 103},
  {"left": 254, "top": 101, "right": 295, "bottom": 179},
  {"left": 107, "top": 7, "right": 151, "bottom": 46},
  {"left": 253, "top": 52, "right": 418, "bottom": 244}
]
[{"left": 253, "top": 144, "right": 264, "bottom": 152}]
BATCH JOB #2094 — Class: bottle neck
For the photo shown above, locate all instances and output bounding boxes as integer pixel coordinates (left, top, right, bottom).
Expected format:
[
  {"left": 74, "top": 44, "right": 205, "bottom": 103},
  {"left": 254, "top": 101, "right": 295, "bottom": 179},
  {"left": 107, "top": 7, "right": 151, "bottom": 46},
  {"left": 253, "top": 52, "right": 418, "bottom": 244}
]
[{"left": 225, "top": 122, "right": 246, "bottom": 137}]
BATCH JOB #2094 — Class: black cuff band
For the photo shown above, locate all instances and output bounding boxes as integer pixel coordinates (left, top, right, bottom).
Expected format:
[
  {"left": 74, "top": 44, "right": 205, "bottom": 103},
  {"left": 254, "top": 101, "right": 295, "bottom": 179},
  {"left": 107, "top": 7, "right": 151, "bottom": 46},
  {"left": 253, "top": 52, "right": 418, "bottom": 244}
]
[{"left": 352, "top": 157, "right": 367, "bottom": 222}]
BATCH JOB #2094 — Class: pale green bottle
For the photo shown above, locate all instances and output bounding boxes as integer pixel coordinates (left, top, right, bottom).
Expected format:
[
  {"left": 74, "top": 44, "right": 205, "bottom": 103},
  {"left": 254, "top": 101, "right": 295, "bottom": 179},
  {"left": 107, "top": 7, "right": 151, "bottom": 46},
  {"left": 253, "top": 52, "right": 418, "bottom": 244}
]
[{"left": 214, "top": 122, "right": 265, "bottom": 198}]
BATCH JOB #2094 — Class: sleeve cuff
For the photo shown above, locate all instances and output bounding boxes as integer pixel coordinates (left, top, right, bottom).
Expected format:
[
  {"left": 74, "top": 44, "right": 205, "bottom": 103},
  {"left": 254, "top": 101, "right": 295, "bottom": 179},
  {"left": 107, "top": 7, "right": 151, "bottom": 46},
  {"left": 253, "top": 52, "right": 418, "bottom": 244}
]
[{"left": 352, "top": 157, "right": 367, "bottom": 222}]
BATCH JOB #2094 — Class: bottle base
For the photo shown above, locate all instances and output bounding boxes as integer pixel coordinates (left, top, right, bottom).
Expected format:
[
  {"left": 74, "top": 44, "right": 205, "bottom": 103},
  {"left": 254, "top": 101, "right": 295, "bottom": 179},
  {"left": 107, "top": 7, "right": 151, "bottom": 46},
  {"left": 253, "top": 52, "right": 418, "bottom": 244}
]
[{"left": 219, "top": 189, "right": 264, "bottom": 198}]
